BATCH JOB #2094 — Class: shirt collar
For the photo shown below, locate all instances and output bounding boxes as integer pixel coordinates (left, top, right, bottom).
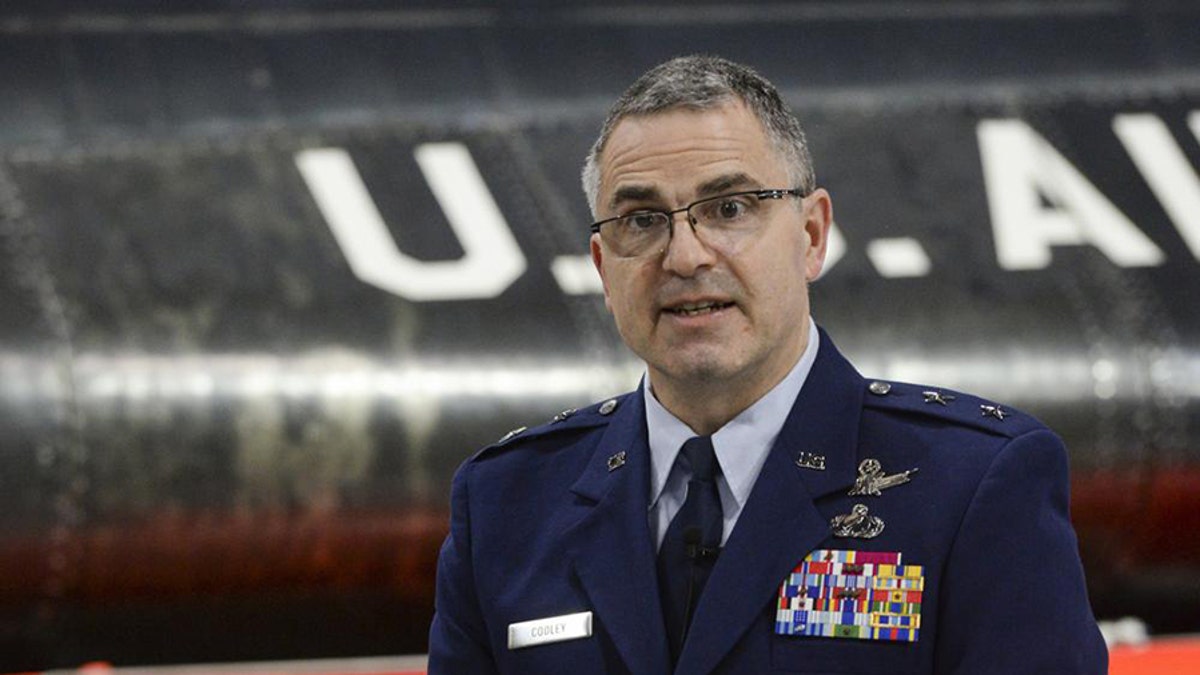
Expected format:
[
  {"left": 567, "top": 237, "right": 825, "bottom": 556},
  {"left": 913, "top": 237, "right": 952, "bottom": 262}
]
[{"left": 645, "top": 317, "right": 821, "bottom": 511}]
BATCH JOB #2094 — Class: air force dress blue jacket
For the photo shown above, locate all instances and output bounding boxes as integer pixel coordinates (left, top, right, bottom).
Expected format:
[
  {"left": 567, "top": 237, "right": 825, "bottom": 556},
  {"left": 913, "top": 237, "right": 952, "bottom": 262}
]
[{"left": 428, "top": 329, "right": 1108, "bottom": 674}]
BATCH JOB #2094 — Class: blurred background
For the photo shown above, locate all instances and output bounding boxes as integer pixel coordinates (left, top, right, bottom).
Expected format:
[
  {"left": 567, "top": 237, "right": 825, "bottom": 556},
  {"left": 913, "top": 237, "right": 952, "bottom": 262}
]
[{"left": 2, "top": 0, "right": 1199, "bottom": 670}]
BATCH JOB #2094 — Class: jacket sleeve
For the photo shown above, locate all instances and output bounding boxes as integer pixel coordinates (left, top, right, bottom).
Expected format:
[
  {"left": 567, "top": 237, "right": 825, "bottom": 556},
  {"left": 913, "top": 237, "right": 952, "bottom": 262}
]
[
  {"left": 428, "top": 461, "right": 500, "bottom": 674},
  {"left": 934, "top": 428, "right": 1108, "bottom": 674}
]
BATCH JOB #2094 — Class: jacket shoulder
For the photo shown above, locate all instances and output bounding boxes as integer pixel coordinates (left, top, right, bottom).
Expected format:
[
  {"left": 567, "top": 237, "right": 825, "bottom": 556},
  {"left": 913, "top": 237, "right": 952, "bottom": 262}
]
[
  {"left": 859, "top": 378, "right": 1048, "bottom": 439},
  {"left": 468, "top": 391, "right": 634, "bottom": 463}
]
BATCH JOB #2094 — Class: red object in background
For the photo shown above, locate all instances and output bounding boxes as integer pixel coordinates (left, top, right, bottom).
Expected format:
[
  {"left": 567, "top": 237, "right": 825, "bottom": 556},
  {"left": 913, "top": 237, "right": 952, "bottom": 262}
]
[
  {"left": 0, "top": 509, "right": 445, "bottom": 603},
  {"left": 1110, "top": 636, "right": 1200, "bottom": 674},
  {"left": 6, "top": 638, "right": 1200, "bottom": 675}
]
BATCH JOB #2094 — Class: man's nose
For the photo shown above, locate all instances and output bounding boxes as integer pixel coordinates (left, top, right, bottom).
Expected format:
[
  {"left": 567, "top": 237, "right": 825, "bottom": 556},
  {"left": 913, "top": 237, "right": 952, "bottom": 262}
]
[{"left": 661, "top": 212, "right": 717, "bottom": 276}]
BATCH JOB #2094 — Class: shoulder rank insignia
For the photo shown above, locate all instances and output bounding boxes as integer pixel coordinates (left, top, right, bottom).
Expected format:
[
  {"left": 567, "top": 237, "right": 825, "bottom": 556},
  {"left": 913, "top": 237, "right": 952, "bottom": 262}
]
[
  {"left": 848, "top": 459, "right": 918, "bottom": 497},
  {"left": 776, "top": 549, "right": 925, "bottom": 642},
  {"left": 496, "top": 426, "right": 527, "bottom": 444},
  {"left": 980, "top": 404, "right": 1009, "bottom": 420},
  {"left": 922, "top": 390, "right": 955, "bottom": 406}
]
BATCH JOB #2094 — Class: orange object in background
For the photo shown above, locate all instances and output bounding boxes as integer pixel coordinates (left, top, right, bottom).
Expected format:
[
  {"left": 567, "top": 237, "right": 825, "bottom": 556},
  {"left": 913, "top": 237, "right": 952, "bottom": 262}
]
[
  {"left": 7, "top": 640, "right": 1200, "bottom": 675},
  {"left": 1110, "top": 636, "right": 1200, "bottom": 675}
]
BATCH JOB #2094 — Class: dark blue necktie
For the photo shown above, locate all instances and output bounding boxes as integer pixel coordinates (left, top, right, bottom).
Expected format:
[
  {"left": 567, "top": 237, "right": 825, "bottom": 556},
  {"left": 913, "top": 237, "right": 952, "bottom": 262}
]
[{"left": 656, "top": 435, "right": 723, "bottom": 662}]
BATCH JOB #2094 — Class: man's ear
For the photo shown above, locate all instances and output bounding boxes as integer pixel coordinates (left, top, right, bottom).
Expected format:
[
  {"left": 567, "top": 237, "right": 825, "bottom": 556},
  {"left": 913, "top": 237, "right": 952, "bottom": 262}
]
[
  {"left": 590, "top": 234, "right": 614, "bottom": 312},
  {"left": 802, "top": 188, "right": 833, "bottom": 281}
]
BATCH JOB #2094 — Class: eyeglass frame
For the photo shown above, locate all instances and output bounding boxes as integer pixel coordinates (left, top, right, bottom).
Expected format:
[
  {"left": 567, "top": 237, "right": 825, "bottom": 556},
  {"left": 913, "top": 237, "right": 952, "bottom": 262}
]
[{"left": 588, "top": 188, "right": 808, "bottom": 256}]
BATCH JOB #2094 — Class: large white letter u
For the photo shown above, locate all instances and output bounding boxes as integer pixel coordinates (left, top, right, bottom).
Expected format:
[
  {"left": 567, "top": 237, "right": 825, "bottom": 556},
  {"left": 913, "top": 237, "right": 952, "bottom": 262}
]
[{"left": 296, "top": 143, "right": 527, "bottom": 301}]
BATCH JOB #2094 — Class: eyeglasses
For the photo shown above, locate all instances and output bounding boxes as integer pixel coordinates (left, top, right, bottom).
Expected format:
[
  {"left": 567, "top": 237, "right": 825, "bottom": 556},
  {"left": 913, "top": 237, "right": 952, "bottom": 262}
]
[{"left": 589, "top": 188, "right": 806, "bottom": 258}]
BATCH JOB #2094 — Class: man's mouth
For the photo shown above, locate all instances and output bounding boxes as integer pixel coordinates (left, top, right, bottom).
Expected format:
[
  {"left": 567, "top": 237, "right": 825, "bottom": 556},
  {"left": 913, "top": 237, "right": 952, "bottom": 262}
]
[{"left": 664, "top": 300, "right": 735, "bottom": 317}]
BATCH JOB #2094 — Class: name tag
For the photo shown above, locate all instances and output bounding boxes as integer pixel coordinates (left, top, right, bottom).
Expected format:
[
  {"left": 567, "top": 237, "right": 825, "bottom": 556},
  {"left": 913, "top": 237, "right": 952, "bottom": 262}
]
[{"left": 507, "top": 611, "right": 593, "bottom": 650}]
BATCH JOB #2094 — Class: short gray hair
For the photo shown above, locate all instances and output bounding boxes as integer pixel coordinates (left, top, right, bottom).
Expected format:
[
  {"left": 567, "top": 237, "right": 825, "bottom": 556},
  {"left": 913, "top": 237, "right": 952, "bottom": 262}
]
[{"left": 581, "top": 55, "right": 815, "bottom": 216}]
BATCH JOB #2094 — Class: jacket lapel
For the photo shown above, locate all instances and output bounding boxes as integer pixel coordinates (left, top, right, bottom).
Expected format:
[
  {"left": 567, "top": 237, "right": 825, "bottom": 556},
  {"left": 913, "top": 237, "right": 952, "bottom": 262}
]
[
  {"left": 563, "top": 387, "right": 672, "bottom": 675},
  {"left": 676, "top": 332, "right": 866, "bottom": 674}
]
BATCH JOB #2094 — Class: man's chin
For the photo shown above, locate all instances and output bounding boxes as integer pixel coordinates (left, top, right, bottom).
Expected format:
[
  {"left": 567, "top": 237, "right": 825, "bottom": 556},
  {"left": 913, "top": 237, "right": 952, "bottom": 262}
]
[{"left": 652, "top": 353, "right": 744, "bottom": 386}]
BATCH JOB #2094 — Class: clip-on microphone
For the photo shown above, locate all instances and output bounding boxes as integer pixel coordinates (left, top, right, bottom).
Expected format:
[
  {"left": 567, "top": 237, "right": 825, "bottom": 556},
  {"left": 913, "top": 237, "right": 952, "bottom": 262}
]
[{"left": 678, "top": 527, "right": 721, "bottom": 647}]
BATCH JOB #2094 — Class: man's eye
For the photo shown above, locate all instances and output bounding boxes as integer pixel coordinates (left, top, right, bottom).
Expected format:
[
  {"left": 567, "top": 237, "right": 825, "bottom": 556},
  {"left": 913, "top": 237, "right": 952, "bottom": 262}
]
[
  {"left": 622, "top": 213, "right": 662, "bottom": 230},
  {"left": 696, "top": 195, "right": 758, "bottom": 223},
  {"left": 715, "top": 197, "right": 751, "bottom": 219}
]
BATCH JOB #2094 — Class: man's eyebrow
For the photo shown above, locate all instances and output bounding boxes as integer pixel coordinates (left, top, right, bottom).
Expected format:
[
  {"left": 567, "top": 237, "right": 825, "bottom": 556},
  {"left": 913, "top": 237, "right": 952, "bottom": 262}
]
[
  {"left": 695, "top": 173, "right": 758, "bottom": 197},
  {"left": 606, "top": 174, "right": 757, "bottom": 212},
  {"left": 609, "top": 185, "right": 663, "bottom": 211}
]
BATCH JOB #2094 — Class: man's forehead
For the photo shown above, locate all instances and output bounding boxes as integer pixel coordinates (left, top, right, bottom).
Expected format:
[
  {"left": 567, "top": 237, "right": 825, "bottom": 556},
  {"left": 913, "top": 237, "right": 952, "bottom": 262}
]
[{"left": 598, "top": 102, "right": 782, "bottom": 208}]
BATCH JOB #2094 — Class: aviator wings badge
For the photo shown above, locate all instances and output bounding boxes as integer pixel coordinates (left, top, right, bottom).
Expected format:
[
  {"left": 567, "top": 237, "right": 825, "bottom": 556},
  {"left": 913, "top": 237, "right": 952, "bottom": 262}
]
[{"left": 848, "top": 459, "right": 918, "bottom": 497}]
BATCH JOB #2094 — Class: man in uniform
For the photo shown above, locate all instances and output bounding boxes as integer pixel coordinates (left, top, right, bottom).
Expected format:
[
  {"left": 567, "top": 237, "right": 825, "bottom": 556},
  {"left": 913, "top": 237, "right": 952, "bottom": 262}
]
[{"left": 429, "top": 55, "right": 1107, "bottom": 674}]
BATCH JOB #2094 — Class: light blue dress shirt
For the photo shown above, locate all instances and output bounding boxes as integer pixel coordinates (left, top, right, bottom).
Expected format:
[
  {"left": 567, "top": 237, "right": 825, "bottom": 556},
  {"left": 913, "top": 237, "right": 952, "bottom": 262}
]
[{"left": 645, "top": 317, "right": 821, "bottom": 551}]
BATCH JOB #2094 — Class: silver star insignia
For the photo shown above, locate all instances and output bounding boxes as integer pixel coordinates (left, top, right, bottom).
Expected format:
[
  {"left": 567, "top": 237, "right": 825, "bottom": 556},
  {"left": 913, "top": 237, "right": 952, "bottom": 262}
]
[
  {"left": 980, "top": 404, "right": 1008, "bottom": 420},
  {"left": 922, "top": 390, "right": 956, "bottom": 406},
  {"left": 497, "top": 426, "right": 527, "bottom": 444}
]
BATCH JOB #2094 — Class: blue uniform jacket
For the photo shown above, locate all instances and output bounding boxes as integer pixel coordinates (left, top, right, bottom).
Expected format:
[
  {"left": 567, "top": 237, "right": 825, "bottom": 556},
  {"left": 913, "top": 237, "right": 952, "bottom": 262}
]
[{"left": 429, "top": 329, "right": 1108, "bottom": 674}]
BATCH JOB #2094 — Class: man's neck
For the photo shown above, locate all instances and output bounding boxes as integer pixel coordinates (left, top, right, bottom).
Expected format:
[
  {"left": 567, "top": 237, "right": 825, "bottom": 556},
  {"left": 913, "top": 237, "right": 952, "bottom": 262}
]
[{"left": 648, "top": 329, "right": 811, "bottom": 436}]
